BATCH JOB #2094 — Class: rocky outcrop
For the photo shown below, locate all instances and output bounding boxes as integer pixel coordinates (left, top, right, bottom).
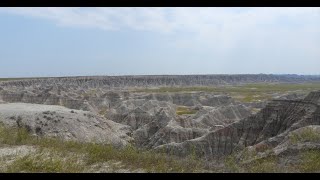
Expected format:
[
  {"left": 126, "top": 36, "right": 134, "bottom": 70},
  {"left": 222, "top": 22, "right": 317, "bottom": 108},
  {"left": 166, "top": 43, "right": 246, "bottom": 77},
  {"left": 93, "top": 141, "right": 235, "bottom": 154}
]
[
  {"left": 104, "top": 97, "right": 251, "bottom": 149},
  {"left": 0, "top": 81, "right": 255, "bottom": 151},
  {"left": 0, "top": 103, "right": 132, "bottom": 147},
  {"left": 1, "top": 74, "right": 320, "bottom": 89},
  {"left": 0, "top": 78, "right": 262, "bottom": 152},
  {"left": 135, "top": 93, "right": 235, "bottom": 107},
  {"left": 0, "top": 89, "right": 91, "bottom": 110},
  {"left": 156, "top": 91, "right": 320, "bottom": 160},
  {"left": 193, "top": 105, "right": 251, "bottom": 129},
  {"left": 235, "top": 125, "right": 320, "bottom": 169}
]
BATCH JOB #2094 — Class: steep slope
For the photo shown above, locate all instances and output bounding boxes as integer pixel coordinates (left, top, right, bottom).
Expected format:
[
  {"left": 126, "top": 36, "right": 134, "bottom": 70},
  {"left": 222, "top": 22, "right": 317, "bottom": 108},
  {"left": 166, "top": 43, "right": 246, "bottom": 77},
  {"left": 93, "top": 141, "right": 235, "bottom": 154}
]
[{"left": 157, "top": 91, "right": 320, "bottom": 160}]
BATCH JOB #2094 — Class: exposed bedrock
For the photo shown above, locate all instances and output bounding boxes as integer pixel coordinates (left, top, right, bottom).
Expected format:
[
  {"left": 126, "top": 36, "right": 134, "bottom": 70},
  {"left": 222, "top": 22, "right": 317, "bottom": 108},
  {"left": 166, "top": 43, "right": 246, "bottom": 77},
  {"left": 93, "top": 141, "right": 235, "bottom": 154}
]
[
  {"left": 1, "top": 74, "right": 320, "bottom": 88},
  {"left": 0, "top": 90, "right": 90, "bottom": 110},
  {"left": 0, "top": 103, "right": 132, "bottom": 147},
  {"left": 105, "top": 98, "right": 251, "bottom": 149},
  {"left": 193, "top": 105, "right": 251, "bottom": 130},
  {"left": 2, "top": 77, "right": 317, "bottom": 160},
  {"left": 156, "top": 91, "right": 320, "bottom": 160},
  {"left": 134, "top": 93, "right": 234, "bottom": 107},
  {"left": 0, "top": 84, "right": 254, "bottom": 151},
  {"left": 0, "top": 86, "right": 240, "bottom": 118}
]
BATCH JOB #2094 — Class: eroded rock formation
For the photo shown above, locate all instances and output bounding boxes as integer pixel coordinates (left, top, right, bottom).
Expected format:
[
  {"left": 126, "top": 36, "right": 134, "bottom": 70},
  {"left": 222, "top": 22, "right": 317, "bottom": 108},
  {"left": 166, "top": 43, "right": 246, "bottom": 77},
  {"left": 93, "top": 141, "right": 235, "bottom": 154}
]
[
  {"left": 0, "top": 103, "right": 132, "bottom": 147},
  {"left": 157, "top": 91, "right": 320, "bottom": 160},
  {"left": 0, "top": 76, "right": 319, "bottom": 162},
  {"left": 1, "top": 74, "right": 320, "bottom": 89}
]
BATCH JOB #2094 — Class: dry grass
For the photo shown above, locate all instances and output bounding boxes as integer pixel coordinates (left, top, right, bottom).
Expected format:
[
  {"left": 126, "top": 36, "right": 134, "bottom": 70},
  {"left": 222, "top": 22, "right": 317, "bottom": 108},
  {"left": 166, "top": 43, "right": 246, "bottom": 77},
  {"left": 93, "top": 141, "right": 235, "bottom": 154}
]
[
  {"left": 5, "top": 148, "right": 85, "bottom": 173},
  {"left": 134, "top": 83, "right": 320, "bottom": 103},
  {"left": 2, "top": 123, "right": 320, "bottom": 173},
  {"left": 289, "top": 127, "right": 320, "bottom": 145},
  {"left": 176, "top": 106, "right": 197, "bottom": 115},
  {"left": 298, "top": 150, "right": 320, "bottom": 173},
  {"left": 0, "top": 124, "right": 207, "bottom": 173}
]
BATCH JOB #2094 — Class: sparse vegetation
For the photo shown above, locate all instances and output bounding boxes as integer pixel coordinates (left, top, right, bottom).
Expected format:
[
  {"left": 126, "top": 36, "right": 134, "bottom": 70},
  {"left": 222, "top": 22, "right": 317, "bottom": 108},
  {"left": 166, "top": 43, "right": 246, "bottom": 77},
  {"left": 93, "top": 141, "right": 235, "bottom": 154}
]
[
  {"left": 98, "top": 107, "right": 109, "bottom": 116},
  {"left": 224, "top": 149, "right": 279, "bottom": 173},
  {"left": 0, "top": 124, "right": 34, "bottom": 145},
  {"left": 0, "top": 124, "right": 207, "bottom": 173},
  {"left": 242, "top": 156, "right": 279, "bottom": 173},
  {"left": 0, "top": 78, "right": 24, "bottom": 82},
  {"left": 223, "top": 146, "right": 320, "bottom": 173},
  {"left": 290, "top": 127, "right": 320, "bottom": 145},
  {"left": 2, "top": 121, "right": 320, "bottom": 173},
  {"left": 0, "top": 78, "right": 46, "bottom": 82},
  {"left": 176, "top": 106, "right": 197, "bottom": 115},
  {"left": 298, "top": 150, "right": 320, "bottom": 173},
  {"left": 6, "top": 149, "right": 86, "bottom": 173},
  {"left": 1, "top": 80, "right": 320, "bottom": 173},
  {"left": 82, "top": 89, "right": 98, "bottom": 99},
  {"left": 134, "top": 83, "right": 320, "bottom": 102}
]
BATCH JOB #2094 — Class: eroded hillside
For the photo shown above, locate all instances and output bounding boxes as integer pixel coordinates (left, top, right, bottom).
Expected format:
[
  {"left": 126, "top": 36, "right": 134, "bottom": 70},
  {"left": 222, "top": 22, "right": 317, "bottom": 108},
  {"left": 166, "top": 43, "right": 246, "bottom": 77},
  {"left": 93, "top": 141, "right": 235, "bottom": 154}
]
[{"left": 0, "top": 75, "right": 320, "bottom": 172}]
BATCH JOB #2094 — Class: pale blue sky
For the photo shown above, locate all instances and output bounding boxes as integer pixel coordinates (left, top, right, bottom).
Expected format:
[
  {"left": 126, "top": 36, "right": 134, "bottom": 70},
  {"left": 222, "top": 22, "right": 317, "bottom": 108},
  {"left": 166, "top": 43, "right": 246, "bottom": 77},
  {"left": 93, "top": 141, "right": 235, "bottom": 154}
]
[{"left": 0, "top": 7, "right": 319, "bottom": 78}]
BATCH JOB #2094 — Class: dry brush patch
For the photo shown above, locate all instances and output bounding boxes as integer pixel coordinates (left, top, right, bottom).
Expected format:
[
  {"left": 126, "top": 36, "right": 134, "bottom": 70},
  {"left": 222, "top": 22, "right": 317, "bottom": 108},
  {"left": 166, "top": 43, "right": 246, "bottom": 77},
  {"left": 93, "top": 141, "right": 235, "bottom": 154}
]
[{"left": 0, "top": 124, "right": 208, "bottom": 173}]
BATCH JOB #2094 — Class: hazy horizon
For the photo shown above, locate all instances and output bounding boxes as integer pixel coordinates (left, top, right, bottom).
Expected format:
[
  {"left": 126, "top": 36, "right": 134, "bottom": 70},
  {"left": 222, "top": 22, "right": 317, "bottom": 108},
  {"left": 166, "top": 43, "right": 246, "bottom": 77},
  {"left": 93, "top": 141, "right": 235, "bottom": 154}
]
[
  {"left": 0, "top": 7, "right": 319, "bottom": 78},
  {"left": 2, "top": 73, "right": 320, "bottom": 79}
]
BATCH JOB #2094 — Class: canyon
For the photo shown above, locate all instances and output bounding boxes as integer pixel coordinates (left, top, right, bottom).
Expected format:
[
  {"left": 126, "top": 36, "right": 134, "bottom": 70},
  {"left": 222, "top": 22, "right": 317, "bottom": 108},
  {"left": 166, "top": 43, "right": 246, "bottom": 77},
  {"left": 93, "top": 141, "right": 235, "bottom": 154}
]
[{"left": 1, "top": 74, "right": 320, "bottom": 172}]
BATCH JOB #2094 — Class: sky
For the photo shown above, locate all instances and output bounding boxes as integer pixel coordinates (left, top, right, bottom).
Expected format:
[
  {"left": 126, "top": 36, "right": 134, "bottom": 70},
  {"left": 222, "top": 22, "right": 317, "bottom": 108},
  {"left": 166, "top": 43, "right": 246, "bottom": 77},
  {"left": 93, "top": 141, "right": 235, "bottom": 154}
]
[{"left": 0, "top": 7, "right": 319, "bottom": 78}]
